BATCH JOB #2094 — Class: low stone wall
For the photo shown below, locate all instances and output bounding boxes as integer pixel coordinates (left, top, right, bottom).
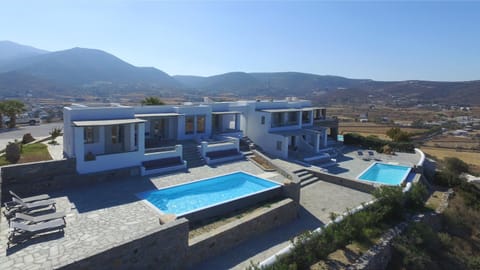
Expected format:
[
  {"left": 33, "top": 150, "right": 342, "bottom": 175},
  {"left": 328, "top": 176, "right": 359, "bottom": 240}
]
[
  {"left": 182, "top": 186, "right": 283, "bottom": 223},
  {"left": 59, "top": 218, "right": 189, "bottom": 270},
  {"left": 308, "top": 168, "right": 376, "bottom": 193},
  {"left": 1, "top": 159, "right": 140, "bottom": 203},
  {"left": 188, "top": 198, "right": 297, "bottom": 267}
]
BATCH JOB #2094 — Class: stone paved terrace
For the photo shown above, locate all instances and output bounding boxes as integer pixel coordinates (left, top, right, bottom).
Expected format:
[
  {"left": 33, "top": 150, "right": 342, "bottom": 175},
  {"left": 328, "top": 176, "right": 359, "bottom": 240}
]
[
  {"left": 273, "top": 145, "right": 422, "bottom": 180},
  {"left": 0, "top": 160, "right": 269, "bottom": 270}
]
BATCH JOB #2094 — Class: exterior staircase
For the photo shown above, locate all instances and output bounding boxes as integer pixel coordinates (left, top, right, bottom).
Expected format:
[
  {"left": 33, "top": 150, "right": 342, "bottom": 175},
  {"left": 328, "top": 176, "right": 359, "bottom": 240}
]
[
  {"left": 182, "top": 141, "right": 205, "bottom": 168},
  {"left": 293, "top": 168, "right": 322, "bottom": 188}
]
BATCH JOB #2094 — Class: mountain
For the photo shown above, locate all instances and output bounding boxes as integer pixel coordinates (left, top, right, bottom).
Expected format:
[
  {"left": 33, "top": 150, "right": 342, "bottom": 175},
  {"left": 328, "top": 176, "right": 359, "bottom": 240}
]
[
  {"left": 174, "top": 72, "right": 372, "bottom": 97},
  {"left": 0, "top": 47, "right": 181, "bottom": 89},
  {"left": 0, "top": 71, "right": 60, "bottom": 98},
  {"left": 0, "top": 41, "right": 478, "bottom": 105},
  {"left": 0, "top": 41, "right": 48, "bottom": 63}
]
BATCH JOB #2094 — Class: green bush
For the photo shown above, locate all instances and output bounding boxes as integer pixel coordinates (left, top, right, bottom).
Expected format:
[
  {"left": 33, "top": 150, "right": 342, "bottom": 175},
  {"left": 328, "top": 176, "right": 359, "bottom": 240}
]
[
  {"left": 5, "top": 141, "right": 21, "bottom": 163},
  {"left": 343, "top": 133, "right": 415, "bottom": 153},
  {"left": 405, "top": 183, "right": 429, "bottom": 211},
  {"left": 21, "top": 133, "right": 35, "bottom": 144},
  {"left": 444, "top": 157, "right": 469, "bottom": 175}
]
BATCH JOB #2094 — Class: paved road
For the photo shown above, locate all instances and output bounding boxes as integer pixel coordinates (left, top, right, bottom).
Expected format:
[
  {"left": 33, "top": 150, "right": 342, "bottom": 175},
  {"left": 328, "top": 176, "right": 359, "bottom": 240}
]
[{"left": 0, "top": 122, "right": 63, "bottom": 150}]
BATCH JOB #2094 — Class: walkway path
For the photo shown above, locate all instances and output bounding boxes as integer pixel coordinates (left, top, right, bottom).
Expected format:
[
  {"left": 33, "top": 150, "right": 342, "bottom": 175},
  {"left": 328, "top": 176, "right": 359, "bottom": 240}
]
[{"left": 192, "top": 179, "right": 373, "bottom": 269}]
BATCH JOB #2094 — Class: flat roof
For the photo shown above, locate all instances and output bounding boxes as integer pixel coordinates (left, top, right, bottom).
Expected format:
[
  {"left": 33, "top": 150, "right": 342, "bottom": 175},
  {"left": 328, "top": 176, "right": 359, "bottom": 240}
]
[
  {"left": 135, "top": 113, "right": 182, "bottom": 118},
  {"left": 72, "top": 118, "right": 146, "bottom": 127},
  {"left": 260, "top": 108, "right": 302, "bottom": 113},
  {"left": 212, "top": 111, "right": 241, "bottom": 115},
  {"left": 260, "top": 107, "right": 324, "bottom": 113}
]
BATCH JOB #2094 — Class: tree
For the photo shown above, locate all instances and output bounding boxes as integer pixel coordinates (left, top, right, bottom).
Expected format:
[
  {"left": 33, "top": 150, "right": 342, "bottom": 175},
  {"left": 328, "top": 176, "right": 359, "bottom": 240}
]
[
  {"left": 3, "top": 100, "right": 26, "bottom": 128},
  {"left": 49, "top": 127, "right": 63, "bottom": 144},
  {"left": 386, "top": 127, "right": 411, "bottom": 142},
  {"left": 141, "top": 97, "right": 165, "bottom": 106}
]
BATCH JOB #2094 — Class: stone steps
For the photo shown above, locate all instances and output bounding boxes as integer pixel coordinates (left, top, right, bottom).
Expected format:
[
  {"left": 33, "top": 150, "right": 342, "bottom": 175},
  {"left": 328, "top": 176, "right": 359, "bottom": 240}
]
[{"left": 294, "top": 169, "right": 322, "bottom": 188}]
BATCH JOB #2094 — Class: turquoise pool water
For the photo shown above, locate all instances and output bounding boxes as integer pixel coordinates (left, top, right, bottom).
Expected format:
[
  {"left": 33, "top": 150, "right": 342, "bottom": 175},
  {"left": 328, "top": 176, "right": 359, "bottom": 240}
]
[
  {"left": 357, "top": 163, "right": 411, "bottom": 185},
  {"left": 137, "top": 172, "right": 281, "bottom": 216}
]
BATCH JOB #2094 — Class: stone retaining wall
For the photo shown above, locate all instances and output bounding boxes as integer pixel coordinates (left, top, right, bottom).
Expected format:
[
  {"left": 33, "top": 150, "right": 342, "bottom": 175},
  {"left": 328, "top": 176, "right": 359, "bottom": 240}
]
[
  {"left": 0, "top": 159, "right": 139, "bottom": 203},
  {"left": 59, "top": 218, "right": 190, "bottom": 270},
  {"left": 188, "top": 198, "right": 297, "bottom": 267},
  {"left": 57, "top": 198, "right": 297, "bottom": 269},
  {"left": 308, "top": 168, "right": 376, "bottom": 193}
]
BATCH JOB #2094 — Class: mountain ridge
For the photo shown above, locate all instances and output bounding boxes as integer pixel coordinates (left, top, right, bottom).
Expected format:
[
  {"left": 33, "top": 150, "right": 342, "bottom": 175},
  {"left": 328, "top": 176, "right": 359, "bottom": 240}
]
[{"left": 0, "top": 41, "right": 479, "bottom": 105}]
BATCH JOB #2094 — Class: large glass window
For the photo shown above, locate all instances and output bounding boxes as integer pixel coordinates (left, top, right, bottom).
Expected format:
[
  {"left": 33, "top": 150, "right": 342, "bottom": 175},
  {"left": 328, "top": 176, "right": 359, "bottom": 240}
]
[
  {"left": 302, "top": 111, "right": 311, "bottom": 124},
  {"left": 84, "top": 126, "right": 99, "bottom": 144},
  {"left": 197, "top": 115, "right": 205, "bottom": 133},
  {"left": 272, "top": 113, "right": 282, "bottom": 127},
  {"left": 185, "top": 116, "right": 194, "bottom": 134},
  {"left": 111, "top": 125, "right": 124, "bottom": 144},
  {"left": 288, "top": 112, "right": 298, "bottom": 125}
]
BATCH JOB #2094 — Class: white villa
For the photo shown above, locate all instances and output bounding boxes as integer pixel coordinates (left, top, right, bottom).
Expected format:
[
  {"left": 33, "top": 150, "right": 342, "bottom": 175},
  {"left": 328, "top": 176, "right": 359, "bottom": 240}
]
[{"left": 63, "top": 98, "right": 339, "bottom": 174}]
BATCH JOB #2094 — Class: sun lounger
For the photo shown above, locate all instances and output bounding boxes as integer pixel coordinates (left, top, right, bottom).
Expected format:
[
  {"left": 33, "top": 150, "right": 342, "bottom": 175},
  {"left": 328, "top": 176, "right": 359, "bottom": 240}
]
[
  {"left": 10, "top": 190, "right": 50, "bottom": 203},
  {"left": 367, "top": 150, "right": 376, "bottom": 160},
  {"left": 8, "top": 218, "right": 66, "bottom": 247},
  {"left": 14, "top": 211, "right": 66, "bottom": 224},
  {"left": 3, "top": 197, "right": 56, "bottom": 219},
  {"left": 4, "top": 191, "right": 51, "bottom": 212}
]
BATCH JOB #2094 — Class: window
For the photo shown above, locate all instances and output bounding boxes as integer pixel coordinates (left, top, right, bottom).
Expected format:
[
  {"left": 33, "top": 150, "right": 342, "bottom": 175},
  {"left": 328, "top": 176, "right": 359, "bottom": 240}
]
[
  {"left": 272, "top": 113, "right": 282, "bottom": 127},
  {"left": 84, "top": 126, "right": 98, "bottom": 144},
  {"left": 276, "top": 141, "right": 282, "bottom": 151},
  {"left": 197, "top": 115, "right": 205, "bottom": 133},
  {"left": 111, "top": 125, "right": 124, "bottom": 144},
  {"left": 288, "top": 112, "right": 298, "bottom": 124},
  {"left": 302, "top": 111, "right": 311, "bottom": 123},
  {"left": 261, "top": 116, "right": 265, "bottom": 125},
  {"left": 185, "top": 116, "right": 194, "bottom": 134}
]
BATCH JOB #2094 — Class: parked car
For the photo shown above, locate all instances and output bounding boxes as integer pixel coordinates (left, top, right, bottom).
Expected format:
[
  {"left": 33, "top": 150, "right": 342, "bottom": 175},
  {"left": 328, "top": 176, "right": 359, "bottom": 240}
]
[{"left": 5, "top": 115, "right": 41, "bottom": 126}]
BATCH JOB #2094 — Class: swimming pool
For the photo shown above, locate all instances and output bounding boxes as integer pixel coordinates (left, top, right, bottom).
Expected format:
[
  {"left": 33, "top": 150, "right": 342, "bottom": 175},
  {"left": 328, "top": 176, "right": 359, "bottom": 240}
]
[
  {"left": 357, "top": 163, "right": 411, "bottom": 185},
  {"left": 137, "top": 171, "right": 281, "bottom": 216}
]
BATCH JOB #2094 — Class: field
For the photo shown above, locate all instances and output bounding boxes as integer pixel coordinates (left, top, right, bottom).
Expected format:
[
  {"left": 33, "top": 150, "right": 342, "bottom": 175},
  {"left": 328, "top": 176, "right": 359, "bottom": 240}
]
[
  {"left": 420, "top": 146, "right": 480, "bottom": 174},
  {"left": 423, "top": 134, "right": 480, "bottom": 150},
  {"left": 339, "top": 122, "right": 429, "bottom": 140}
]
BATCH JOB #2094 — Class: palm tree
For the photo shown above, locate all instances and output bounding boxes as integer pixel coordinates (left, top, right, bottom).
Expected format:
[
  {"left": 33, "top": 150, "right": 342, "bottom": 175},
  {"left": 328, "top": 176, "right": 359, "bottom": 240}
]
[
  {"left": 3, "top": 100, "right": 26, "bottom": 128},
  {"left": 141, "top": 97, "right": 165, "bottom": 106}
]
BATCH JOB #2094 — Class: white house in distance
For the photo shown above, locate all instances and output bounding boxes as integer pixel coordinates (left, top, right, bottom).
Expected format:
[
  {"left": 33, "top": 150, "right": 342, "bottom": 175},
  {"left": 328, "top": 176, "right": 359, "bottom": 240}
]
[{"left": 63, "top": 98, "right": 338, "bottom": 174}]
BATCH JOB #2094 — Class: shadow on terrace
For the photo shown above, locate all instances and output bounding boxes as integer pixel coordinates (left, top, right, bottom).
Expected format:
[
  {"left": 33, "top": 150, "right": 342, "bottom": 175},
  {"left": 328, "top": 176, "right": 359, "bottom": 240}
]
[{"left": 50, "top": 175, "right": 161, "bottom": 213}]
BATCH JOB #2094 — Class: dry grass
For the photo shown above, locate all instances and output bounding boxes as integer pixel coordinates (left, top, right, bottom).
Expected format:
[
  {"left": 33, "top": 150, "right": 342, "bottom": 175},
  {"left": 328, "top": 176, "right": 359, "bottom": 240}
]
[
  {"left": 421, "top": 146, "right": 480, "bottom": 174},
  {"left": 425, "top": 191, "right": 445, "bottom": 211},
  {"left": 339, "top": 122, "right": 428, "bottom": 140}
]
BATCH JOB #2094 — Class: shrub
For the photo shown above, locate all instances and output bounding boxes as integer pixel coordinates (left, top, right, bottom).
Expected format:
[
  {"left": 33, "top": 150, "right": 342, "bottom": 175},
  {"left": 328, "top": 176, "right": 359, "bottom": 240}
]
[
  {"left": 444, "top": 157, "right": 469, "bottom": 175},
  {"left": 21, "top": 133, "right": 35, "bottom": 144},
  {"left": 343, "top": 133, "right": 415, "bottom": 153},
  {"left": 387, "top": 127, "right": 411, "bottom": 142},
  {"left": 405, "top": 183, "right": 429, "bottom": 211},
  {"left": 5, "top": 141, "right": 21, "bottom": 163}
]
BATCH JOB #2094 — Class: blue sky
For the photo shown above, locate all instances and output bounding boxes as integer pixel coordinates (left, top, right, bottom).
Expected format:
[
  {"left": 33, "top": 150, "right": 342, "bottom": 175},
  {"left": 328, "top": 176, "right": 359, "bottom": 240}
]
[{"left": 1, "top": 1, "right": 479, "bottom": 81}]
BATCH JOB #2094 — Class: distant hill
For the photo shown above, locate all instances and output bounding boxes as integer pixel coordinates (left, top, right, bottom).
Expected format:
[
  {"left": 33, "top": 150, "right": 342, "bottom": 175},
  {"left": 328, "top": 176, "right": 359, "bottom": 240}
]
[
  {"left": 0, "top": 47, "right": 181, "bottom": 89},
  {"left": 174, "top": 72, "right": 372, "bottom": 97},
  {"left": 0, "top": 41, "right": 478, "bottom": 105},
  {"left": 0, "top": 41, "right": 48, "bottom": 63}
]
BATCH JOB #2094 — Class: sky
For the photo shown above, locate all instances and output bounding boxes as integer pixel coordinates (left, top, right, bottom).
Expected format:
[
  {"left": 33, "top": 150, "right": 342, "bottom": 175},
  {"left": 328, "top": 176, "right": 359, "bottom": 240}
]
[{"left": 1, "top": 0, "right": 479, "bottom": 81}]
